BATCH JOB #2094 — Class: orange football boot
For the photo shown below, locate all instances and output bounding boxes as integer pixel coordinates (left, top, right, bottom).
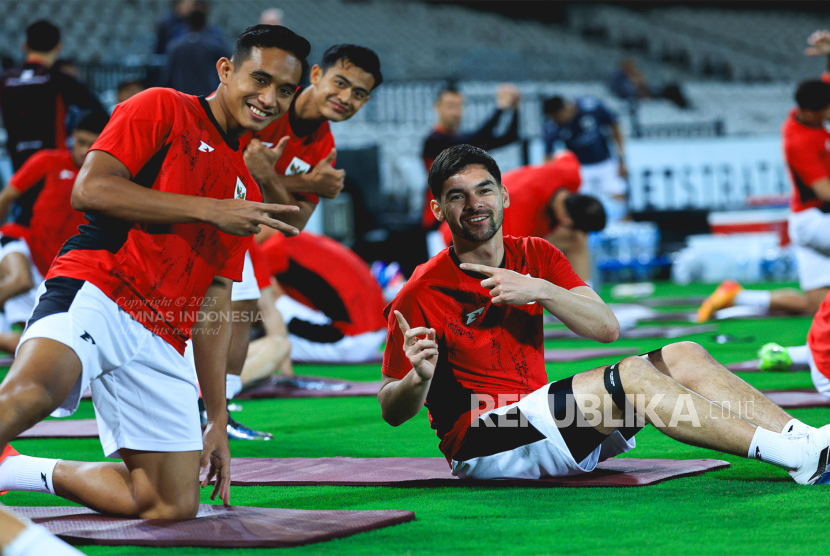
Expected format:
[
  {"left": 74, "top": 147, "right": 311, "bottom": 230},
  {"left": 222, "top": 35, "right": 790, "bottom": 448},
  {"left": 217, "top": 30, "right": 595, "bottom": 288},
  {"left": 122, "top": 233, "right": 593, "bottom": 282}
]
[
  {"left": 697, "top": 280, "right": 742, "bottom": 322},
  {"left": 0, "top": 443, "right": 19, "bottom": 494}
]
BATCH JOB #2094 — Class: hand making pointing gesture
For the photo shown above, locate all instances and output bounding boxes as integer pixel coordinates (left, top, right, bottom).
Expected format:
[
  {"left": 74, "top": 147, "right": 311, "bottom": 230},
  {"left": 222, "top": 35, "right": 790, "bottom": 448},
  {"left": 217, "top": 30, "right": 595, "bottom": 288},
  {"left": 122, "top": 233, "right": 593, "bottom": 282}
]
[
  {"left": 459, "top": 263, "right": 544, "bottom": 305},
  {"left": 394, "top": 310, "right": 438, "bottom": 382}
]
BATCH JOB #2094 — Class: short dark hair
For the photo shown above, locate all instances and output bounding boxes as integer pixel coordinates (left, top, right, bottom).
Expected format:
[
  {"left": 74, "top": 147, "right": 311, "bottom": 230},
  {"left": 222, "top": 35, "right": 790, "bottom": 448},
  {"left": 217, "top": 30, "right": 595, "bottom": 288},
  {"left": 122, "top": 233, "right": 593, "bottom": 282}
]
[
  {"left": 427, "top": 144, "right": 501, "bottom": 200},
  {"left": 436, "top": 86, "right": 461, "bottom": 103},
  {"left": 231, "top": 25, "right": 311, "bottom": 77},
  {"left": 320, "top": 44, "right": 383, "bottom": 91},
  {"left": 565, "top": 194, "right": 607, "bottom": 232},
  {"left": 26, "top": 20, "right": 61, "bottom": 52},
  {"left": 74, "top": 109, "right": 109, "bottom": 135},
  {"left": 543, "top": 96, "right": 566, "bottom": 116},
  {"left": 795, "top": 80, "right": 830, "bottom": 111}
]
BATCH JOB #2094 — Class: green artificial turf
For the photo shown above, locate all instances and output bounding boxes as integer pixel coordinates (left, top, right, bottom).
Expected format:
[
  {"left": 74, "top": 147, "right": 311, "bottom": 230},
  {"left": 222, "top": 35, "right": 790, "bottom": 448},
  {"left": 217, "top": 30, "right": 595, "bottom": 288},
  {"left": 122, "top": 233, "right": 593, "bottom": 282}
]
[{"left": 2, "top": 280, "right": 825, "bottom": 556}]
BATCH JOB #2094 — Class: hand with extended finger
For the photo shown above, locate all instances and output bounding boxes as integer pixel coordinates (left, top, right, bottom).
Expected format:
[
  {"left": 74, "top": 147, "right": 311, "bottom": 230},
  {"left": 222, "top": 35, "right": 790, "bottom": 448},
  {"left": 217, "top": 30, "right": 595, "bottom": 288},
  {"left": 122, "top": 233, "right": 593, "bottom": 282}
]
[
  {"left": 806, "top": 30, "right": 830, "bottom": 56},
  {"left": 306, "top": 149, "right": 345, "bottom": 199},
  {"left": 460, "top": 263, "right": 545, "bottom": 305},
  {"left": 394, "top": 310, "right": 437, "bottom": 382},
  {"left": 210, "top": 199, "right": 300, "bottom": 237},
  {"left": 244, "top": 137, "right": 289, "bottom": 184}
]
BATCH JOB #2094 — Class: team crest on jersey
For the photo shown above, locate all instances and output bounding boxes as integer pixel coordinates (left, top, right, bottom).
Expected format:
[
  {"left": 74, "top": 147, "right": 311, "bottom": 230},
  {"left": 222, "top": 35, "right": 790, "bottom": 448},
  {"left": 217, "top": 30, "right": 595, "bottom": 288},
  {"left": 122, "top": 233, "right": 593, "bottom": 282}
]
[
  {"left": 234, "top": 177, "right": 247, "bottom": 200},
  {"left": 286, "top": 157, "right": 312, "bottom": 176},
  {"left": 465, "top": 307, "right": 485, "bottom": 325}
]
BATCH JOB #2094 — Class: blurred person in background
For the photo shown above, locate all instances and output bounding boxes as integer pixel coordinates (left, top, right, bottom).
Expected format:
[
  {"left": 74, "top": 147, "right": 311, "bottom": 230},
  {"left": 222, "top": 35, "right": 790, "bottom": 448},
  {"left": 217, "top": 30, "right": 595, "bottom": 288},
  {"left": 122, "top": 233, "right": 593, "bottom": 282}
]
[
  {"left": 155, "top": 0, "right": 195, "bottom": 55},
  {"left": 421, "top": 84, "right": 521, "bottom": 235},
  {"left": 543, "top": 95, "right": 627, "bottom": 222},
  {"left": 436, "top": 151, "right": 606, "bottom": 284},
  {"left": 115, "top": 80, "right": 145, "bottom": 104},
  {"left": 161, "top": 4, "right": 230, "bottom": 96},
  {"left": 260, "top": 8, "right": 284, "bottom": 26},
  {"left": 0, "top": 110, "right": 108, "bottom": 354},
  {"left": 0, "top": 20, "right": 102, "bottom": 171},
  {"left": 608, "top": 57, "right": 689, "bottom": 109}
]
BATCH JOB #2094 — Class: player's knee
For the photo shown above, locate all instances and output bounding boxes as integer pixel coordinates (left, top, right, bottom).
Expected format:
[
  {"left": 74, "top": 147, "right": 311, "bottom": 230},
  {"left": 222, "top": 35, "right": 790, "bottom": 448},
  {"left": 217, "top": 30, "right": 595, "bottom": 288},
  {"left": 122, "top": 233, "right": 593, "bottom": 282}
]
[
  {"left": 661, "top": 341, "right": 709, "bottom": 363},
  {"left": 617, "top": 356, "right": 661, "bottom": 391},
  {"left": 139, "top": 496, "right": 199, "bottom": 520}
]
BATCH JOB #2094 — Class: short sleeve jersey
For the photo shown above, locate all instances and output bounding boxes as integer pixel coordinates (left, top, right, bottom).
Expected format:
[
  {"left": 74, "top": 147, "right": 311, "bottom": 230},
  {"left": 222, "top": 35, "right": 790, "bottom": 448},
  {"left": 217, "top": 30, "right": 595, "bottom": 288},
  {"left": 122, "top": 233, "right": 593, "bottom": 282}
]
[
  {"left": 7, "top": 149, "right": 87, "bottom": 276},
  {"left": 49, "top": 87, "right": 260, "bottom": 354},
  {"left": 782, "top": 108, "right": 830, "bottom": 213},
  {"left": 543, "top": 97, "right": 616, "bottom": 165},
  {"left": 260, "top": 231, "right": 386, "bottom": 336},
  {"left": 808, "top": 290, "right": 830, "bottom": 380},
  {"left": 438, "top": 152, "right": 582, "bottom": 245},
  {"left": 382, "top": 236, "right": 586, "bottom": 461},
  {"left": 243, "top": 92, "right": 335, "bottom": 205}
]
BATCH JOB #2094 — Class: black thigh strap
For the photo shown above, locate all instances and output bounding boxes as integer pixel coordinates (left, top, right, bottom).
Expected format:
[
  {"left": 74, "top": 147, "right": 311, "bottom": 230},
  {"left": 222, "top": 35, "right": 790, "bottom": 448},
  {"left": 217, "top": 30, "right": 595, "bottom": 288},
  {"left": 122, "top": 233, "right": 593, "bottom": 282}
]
[
  {"left": 603, "top": 363, "right": 629, "bottom": 413},
  {"left": 548, "top": 376, "right": 608, "bottom": 464}
]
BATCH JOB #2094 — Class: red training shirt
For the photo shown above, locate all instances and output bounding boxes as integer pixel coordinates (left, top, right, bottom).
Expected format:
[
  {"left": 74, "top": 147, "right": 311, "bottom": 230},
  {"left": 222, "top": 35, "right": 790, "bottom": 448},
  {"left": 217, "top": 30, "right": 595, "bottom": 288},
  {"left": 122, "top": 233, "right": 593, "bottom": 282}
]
[
  {"left": 382, "top": 236, "right": 586, "bottom": 461},
  {"left": 809, "top": 290, "right": 830, "bottom": 380},
  {"left": 439, "top": 152, "right": 582, "bottom": 245},
  {"left": 782, "top": 108, "right": 830, "bottom": 213},
  {"left": 7, "top": 148, "right": 87, "bottom": 276},
  {"left": 260, "top": 231, "right": 386, "bottom": 336},
  {"left": 49, "top": 88, "right": 259, "bottom": 354},
  {"left": 242, "top": 91, "right": 335, "bottom": 205}
]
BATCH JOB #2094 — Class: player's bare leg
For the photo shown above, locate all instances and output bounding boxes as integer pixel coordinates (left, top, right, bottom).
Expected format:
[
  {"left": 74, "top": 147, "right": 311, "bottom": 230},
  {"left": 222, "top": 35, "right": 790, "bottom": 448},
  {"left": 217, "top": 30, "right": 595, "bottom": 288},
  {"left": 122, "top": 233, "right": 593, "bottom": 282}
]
[
  {"left": 645, "top": 341, "right": 792, "bottom": 432},
  {"left": 240, "top": 335, "right": 291, "bottom": 385},
  {"left": 0, "top": 331, "right": 22, "bottom": 355},
  {"left": 0, "top": 338, "right": 82, "bottom": 446},
  {"left": 572, "top": 358, "right": 756, "bottom": 456},
  {"left": 52, "top": 449, "right": 201, "bottom": 519}
]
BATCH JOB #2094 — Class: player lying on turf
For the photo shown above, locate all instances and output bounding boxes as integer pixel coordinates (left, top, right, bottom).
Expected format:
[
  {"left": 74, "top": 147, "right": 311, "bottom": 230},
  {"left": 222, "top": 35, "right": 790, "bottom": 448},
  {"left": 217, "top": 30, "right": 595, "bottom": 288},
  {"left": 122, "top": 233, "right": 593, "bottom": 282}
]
[
  {"left": 436, "top": 151, "right": 606, "bottom": 283},
  {"left": 0, "top": 109, "right": 108, "bottom": 353},
  {"left": 379, "top": 144, "right": 830, "bottom": 484},
  {"left": 0, "top": 25, "right": 310, "bottom": 518}
]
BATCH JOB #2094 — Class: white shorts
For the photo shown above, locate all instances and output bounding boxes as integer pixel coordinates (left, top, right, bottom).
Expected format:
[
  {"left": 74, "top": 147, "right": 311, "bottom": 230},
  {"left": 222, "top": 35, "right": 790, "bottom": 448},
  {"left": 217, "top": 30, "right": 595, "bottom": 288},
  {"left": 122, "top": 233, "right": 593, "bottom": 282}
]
[
  {"left": 18, "top": 279, "right": 202, "bottom": 458},
  {"left": 1, "top": 239, "right": 43, "bottom": 327},
  {"left": 810, "top": 352, "right": 830, "bottom": 400},
  {"left": 789, "top": 209, "right": 830, "bottom": 291},
  {"left": 450, "top": 380, "right": 636, "bottom": 480},
  {"left": 231, "top": 251, "right": 260, "bottom": 302},
  {"left": 579, "top": 158, "right": 628, "bottom": 198},
  {"left": 275, "top": 295, "right": 385, "bottom": 363}
]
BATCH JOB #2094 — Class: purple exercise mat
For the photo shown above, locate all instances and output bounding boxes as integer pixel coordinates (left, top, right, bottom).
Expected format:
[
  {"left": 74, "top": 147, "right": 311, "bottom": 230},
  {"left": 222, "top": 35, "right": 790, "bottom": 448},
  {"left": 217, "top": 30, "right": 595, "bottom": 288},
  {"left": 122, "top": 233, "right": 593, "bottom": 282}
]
[
  {"left": 9, "top": 505, "right": 414, "bottom": 548},
  {"left": 543, "top": 347, "right": 639, "bottom": 362},
  {"left": 763, "top": 389, "right": 830, "bottom": 408},
  {"left": 237, "top": 376, "right": 381, "bottom": 400},
  {"left": 726, "top": 360, "right": 810, "bottom": 373},
  {"left": 544, "top": 324, "right": 717, "bottom": 340},
  {"left": 16, "top": 419, "right": 98, "bottom": 439},
  {"left": 203, "top": 457, "right": 729, "bottom": 488}
]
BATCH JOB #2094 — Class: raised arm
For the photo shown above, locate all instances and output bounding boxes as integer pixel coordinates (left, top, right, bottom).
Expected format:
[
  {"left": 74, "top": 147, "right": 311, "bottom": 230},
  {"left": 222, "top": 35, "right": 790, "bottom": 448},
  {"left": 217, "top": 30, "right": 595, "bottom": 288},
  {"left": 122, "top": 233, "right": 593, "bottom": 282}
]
[
  {"left": 459, "top": 263, "right": 619, "bottom": 343},
  {"left": 377, "top": 311, "right": 437, "bottom": 426},
  {"left": 72, "top": 150, "right": 300, "bottom": 237}
]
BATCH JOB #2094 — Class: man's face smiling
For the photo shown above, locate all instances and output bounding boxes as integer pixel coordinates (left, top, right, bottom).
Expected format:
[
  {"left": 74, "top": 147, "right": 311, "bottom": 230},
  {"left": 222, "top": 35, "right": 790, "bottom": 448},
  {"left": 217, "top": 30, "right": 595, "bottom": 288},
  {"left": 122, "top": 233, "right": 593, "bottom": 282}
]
[
  {"left": 309, "top": 59, "right": 374, "bottom": 122},
  {"left": 224, "top": 47, "right": 303, "bottom": 132},
  {"left": 435, "top": 165, "right": 509, "bottom": 244}
]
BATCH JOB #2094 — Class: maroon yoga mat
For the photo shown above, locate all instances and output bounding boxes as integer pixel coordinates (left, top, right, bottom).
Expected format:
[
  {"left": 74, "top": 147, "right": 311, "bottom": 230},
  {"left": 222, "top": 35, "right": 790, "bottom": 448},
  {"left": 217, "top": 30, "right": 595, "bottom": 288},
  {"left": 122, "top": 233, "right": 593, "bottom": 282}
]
[
  {"left": 204, "top": 457, "right": 729, "bottom": 488},
  {"left": 726, "top": 360, "right": 810, "bottom": 373},
  {"left": 9, "top": 505, "right": 414, "bottom": 548},
  {"left": 639, "top": 297, "right": 707, "bottom": 308},
  {"left": 543, "top": 347, "right": 639, "bottom": 362},
  {"left": 237, "top": 376, "right": 381, "bottom": 399},
  {"left": 16, "top": 419, "right": 98, "bottom": 439},
  {"left": 763, "top": 389, "right": 830, "bottom": 409},
  {"left": 544, "top": 324, "right": 716, "bottom": 340}
]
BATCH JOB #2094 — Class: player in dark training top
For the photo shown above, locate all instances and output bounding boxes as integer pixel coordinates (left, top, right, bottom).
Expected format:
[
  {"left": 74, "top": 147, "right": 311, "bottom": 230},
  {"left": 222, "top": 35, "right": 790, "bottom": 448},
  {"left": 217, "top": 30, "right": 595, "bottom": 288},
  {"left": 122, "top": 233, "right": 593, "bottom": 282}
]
[
  {"left": 0, "top": 25, "right": 310, "bottom": 518},
  {"left": 380, "top": 144, "right": 830, "bottom": 485}
]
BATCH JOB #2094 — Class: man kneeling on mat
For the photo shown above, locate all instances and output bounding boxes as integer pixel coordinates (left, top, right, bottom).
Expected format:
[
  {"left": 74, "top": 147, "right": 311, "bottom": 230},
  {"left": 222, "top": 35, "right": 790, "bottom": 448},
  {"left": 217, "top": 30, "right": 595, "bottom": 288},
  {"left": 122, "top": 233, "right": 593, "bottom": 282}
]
[{"left": 378, "top": 144, "right": 830, "bottom": 485}]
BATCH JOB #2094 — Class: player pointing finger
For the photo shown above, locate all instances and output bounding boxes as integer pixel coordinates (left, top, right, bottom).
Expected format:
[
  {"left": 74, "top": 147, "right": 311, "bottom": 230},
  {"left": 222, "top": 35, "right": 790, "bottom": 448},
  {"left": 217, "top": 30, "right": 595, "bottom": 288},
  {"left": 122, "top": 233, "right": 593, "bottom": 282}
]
[
  {"left": 394, "top": 310, "right": 437, "bottom": 381},
  {"left": 460, "top": 263, "right": 545, "bottom": 305}
]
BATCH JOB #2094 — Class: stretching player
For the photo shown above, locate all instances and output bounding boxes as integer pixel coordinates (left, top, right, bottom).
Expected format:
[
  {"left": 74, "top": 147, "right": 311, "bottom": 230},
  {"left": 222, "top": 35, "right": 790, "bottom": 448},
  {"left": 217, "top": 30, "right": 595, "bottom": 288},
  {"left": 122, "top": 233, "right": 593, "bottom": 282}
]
[
  {"left": 0, "top": 110, "right": 108, "bottom": 353},
  {"left": 436, "top": 151, "right": 606, "bottom": 282},
  {"left": 210, "top": 44, "right": 382, "bottom": 435},
  {"left": 260, "top": 231, "right": 387, "bottom": 364},
  {"left": 0, "top": 25, "right": 309, "bottom": 518},
  {"left": 379, "top": 144, "right": 830, "bottom": 484}
]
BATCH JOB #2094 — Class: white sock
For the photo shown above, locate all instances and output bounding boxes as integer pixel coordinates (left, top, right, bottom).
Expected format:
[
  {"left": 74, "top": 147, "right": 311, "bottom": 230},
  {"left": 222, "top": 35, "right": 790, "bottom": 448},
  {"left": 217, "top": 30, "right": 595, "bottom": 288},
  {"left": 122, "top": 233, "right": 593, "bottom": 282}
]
[
  {"left": 748, "top": 427, "right": 802, "bottom": 469},
  {"left": 734, "top": 289, "right": 772, "bottom": 310},
  {"left": 226, "top": 374, "right": 243, "bottom": 400},
  {"left": 0, "top": 455, "right": 59, "bottom": 495},
  {"left": 4, "top": 523, "right": 84, "bottom": 556},
  {"left": 787, "top": 345, "right": 811, "bottom": 366},
  {"left": 782, "top": 418, "right": 814, "bottom": 438}
]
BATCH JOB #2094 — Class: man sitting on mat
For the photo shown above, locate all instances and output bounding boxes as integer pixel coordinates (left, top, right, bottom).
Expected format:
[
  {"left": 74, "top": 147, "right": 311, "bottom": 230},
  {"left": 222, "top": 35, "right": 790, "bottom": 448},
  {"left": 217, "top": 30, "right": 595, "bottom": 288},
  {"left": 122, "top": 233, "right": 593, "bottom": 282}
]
[
  {"left": 260, "top": 230, "right": 387, "bottom": 363},
  {"left": 379, "top": 144, "right": 830, "bottom": 485}
]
